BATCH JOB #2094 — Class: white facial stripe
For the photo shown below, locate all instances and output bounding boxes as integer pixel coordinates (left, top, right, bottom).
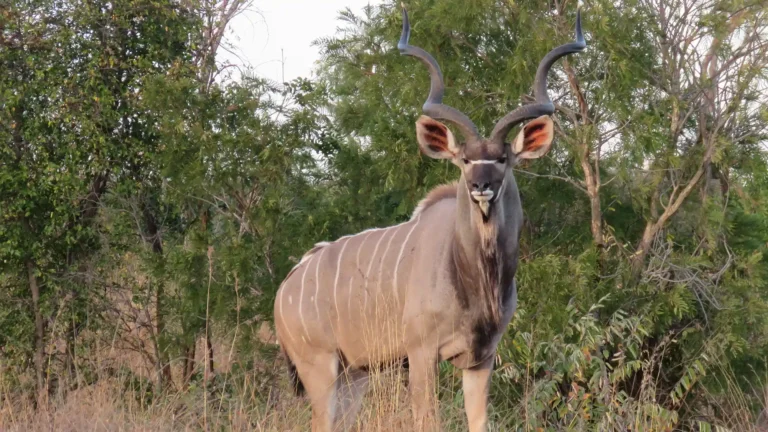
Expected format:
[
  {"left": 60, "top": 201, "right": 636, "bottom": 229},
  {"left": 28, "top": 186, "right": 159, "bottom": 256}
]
[{"left": 467, "top": 159, "right": 501, "bottom": 165}]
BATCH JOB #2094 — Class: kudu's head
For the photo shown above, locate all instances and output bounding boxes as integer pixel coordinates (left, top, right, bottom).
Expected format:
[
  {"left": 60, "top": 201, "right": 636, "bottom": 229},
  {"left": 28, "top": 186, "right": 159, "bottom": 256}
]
[{"left": 399, "top": 7, "right": 585, "bottom": 220}]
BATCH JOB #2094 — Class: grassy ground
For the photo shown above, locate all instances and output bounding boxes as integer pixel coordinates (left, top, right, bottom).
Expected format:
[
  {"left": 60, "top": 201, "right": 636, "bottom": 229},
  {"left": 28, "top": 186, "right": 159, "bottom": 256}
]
[
  {"left": 2, "top": 338, "right": 766, "bottom": 431},
  {"left": 0, "top": 363, "right": 466, "bottom": 432}
]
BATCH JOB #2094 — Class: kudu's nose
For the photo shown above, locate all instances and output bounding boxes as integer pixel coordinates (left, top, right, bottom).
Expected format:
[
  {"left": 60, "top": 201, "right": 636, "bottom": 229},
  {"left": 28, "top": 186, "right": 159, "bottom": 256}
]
[{"left": 472, "top": 182, "right": 491, "bottom": 192}]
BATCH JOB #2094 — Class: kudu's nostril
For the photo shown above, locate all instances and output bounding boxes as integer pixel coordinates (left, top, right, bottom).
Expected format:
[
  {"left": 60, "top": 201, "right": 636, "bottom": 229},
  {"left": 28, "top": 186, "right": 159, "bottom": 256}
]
[{"left": 472, "top": 182, "right": 490, "bottom": 192}]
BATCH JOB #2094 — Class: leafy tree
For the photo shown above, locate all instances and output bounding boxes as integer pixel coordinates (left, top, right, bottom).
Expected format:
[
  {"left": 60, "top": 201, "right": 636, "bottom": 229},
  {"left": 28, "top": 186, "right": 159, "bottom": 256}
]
[
  {"left": 1, "top": 0, "right": 201, "bottom": 395},
  {"left": 2, "top": 0, "right": 768, "bottom": 428}
]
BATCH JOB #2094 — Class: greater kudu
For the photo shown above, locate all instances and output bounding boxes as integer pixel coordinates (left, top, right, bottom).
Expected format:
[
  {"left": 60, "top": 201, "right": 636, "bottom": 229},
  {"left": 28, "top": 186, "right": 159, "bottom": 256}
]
[{"left": 274, "top": 7, "right": 585, "bottom": 431}]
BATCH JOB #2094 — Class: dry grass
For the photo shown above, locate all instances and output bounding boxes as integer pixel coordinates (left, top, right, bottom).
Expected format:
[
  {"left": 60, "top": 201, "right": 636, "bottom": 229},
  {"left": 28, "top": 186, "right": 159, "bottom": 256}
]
[
  {"left": 1, "top": 300, "right": 765, "bottom": 432},
  {"left": 3, "top": 311, "right": 765, "bottom": 432},
  {"left": 1, "top": 379, "right": 174, "bottom": 432},
  {"left": 0, "top": 361, "right": 469, "bottom": 432},
  {"left": 3, "top": 354, "right": 767, "bottom": 432}
]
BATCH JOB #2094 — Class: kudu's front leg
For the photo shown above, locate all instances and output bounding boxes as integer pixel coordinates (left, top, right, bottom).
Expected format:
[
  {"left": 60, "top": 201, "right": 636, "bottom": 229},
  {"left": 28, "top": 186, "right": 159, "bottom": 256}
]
[
  {"left": 462, "top": 355, "right": 494, "bottom": 432},
  {"left": 408, "top": 347, "right": 440, "bottom": 431}
]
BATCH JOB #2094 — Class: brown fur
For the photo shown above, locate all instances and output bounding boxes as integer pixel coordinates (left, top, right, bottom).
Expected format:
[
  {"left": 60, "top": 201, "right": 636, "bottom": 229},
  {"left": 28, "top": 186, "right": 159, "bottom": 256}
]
[
  {"left": 449, "top": 218, "right": 514, "bottom": 363},
  {"left": 411, "top": 182, "right": 458, "bottom": 219}
]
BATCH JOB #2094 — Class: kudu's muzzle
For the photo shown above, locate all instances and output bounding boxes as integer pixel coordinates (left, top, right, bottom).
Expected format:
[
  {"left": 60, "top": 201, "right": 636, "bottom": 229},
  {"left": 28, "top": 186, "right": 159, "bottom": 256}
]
[{"left": 467, "top": 165, "right": 504, "bottom": 219}]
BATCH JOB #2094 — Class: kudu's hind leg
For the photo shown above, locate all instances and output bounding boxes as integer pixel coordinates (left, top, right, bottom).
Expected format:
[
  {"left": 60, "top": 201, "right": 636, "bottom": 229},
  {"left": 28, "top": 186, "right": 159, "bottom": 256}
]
[
  {"left": 292, "top": 350, "right": 340, "bottom": 432},
  {"left": 333, "top": 367, "right": 369, "bottom": 431}
]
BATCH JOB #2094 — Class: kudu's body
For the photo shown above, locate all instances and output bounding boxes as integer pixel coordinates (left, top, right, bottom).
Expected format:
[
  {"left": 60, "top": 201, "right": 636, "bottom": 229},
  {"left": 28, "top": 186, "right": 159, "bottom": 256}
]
[{"left": 274, "top": 7, "right": 585, "bottom": 432}]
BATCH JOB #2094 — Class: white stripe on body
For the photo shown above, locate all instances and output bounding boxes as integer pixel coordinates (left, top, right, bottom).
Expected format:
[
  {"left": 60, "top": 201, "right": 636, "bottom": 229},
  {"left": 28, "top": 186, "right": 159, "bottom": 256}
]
[
  {"left": 278, "top": 287, "right": 298, "bottom": 344},
  {"left": 377, "top": 223, "right": 403, "bottom": 296},
  {"left": 365, "top": 229, "right": 391, "bottom": 339},
  {"left": 333, "top": 238, "right": 351, "bottom": 322},
  {"left": 298, "top": 256, "right": 314, "bottom": 342},
  {"left": 365, "top": 229, "right": 389, "bottom": 291},
  {"left": 393, "top": 215, "right": 422, "bottom": 305},
  {"left": 376, "top": 224, "right": 406, "bottom": 351},
  {"left": 284, "top": 219, "right": 418, "bottom": 346},
  {"left": 314, "top": 247, "right": 327, "bottom": 322},
  {"left": 288, "top": 219, "right": 418, "bottom": 341},
  {"left": 351, "top": 230, "right": 375, "bottom": 317}
]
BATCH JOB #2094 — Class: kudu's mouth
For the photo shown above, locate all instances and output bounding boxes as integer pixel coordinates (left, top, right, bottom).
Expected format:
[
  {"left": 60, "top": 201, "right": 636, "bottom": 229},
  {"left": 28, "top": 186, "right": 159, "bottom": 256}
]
[{"left": 470, "top": 190, "right": 495, "bottom": 220}]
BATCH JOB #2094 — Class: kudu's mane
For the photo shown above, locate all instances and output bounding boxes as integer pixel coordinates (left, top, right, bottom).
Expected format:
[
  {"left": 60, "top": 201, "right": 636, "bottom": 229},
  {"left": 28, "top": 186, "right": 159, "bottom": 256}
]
[{"left": 410, "top": 182, "right": 458, "bottom": 219}]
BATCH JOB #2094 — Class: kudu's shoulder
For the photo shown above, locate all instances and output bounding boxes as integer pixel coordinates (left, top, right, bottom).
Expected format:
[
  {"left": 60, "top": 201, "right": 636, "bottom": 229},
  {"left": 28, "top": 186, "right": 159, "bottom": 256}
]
[{"left": 411, "top": 182, "right": 458, "bottom": 219}]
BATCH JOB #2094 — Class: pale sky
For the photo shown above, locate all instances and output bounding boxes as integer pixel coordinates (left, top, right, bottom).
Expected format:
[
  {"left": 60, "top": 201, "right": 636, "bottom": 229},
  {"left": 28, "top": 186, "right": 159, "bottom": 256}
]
[{"left": 218, "top": 0, "right": 384, "bottom": 83}]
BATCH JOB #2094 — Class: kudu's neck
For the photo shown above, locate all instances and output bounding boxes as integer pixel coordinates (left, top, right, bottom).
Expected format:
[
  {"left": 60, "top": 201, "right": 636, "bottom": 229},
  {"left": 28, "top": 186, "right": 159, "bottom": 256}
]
[{"left": 451, "top": 170, "right": 522, "bottom": 326}]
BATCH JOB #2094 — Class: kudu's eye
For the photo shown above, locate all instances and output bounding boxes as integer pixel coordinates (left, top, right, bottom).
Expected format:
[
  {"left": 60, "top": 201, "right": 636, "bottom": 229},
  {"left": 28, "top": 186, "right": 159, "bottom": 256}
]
[
  {"left": 462, "top": 158, "right": 469, "bottom": 165},
  {"left": 497, "top": 157, "right": 507, "bottom": 164}
]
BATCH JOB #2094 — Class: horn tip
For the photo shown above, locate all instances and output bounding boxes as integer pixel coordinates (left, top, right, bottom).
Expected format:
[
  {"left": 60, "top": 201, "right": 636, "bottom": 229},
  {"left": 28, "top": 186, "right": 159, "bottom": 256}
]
[
  {"left": 399, "top": 2, "right": 408, "bottom": 20},
  {"left": 398, "top": 3, "right": 410, "bottom": 51},
  {"left": 575, "top": 8, "right": 585, "bottom": 45}
]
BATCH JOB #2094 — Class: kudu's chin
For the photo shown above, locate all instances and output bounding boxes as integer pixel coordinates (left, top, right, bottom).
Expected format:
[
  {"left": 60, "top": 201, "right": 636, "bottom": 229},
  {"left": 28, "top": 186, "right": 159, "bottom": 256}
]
[{"left": 471, "top": 191, "right": 495, "bottom": 222}]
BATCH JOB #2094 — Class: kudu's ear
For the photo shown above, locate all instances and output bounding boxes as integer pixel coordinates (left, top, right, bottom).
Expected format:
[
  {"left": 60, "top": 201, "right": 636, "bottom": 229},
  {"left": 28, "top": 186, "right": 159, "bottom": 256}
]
[
  {"left": 415, "top": 115, "right": 459, "bottom": 160},
  {"left": 512, "top": 115, "right": 554, "bottom": 160}
]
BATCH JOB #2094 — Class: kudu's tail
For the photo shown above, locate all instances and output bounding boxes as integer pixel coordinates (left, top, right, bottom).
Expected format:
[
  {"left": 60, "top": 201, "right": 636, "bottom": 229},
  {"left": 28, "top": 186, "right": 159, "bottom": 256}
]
[{"left": 281, "top": 346, "right": 305, "bottom": 396}]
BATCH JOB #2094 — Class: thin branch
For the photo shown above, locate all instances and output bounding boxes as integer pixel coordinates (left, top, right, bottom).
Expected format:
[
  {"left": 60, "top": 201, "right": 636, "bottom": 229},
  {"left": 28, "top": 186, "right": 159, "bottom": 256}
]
[{"left": 513, "top": 168, "right": 588, "bottom": 194}]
